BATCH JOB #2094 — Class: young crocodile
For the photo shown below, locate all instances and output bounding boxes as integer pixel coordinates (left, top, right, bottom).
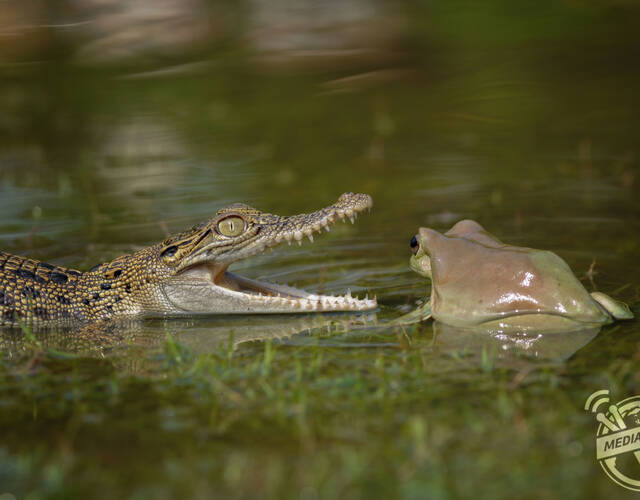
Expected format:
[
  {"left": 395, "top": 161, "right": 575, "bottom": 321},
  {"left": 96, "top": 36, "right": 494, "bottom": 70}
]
[{"left": 0, "top": 192, "right": 376, "bottom": 325}]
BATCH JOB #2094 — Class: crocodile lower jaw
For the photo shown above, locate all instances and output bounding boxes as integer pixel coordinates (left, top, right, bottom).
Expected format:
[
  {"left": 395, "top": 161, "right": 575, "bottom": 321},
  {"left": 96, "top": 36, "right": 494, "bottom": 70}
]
[{"left": 161, "top": 264, "right": 377, "bottom": 314}]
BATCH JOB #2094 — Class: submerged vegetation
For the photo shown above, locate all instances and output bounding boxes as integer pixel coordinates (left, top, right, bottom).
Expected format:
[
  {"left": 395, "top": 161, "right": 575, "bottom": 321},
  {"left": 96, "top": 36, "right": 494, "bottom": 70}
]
[{"left": 1, "top": 318, "right": 639, "bottom": 499}]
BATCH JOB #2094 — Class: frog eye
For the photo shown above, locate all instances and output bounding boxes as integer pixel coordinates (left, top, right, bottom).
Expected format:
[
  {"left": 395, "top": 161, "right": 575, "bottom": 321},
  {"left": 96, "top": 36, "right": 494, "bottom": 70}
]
[
  {"left": 410, "top": 235, "right": 419, "bottom": 255},
  {"left": 217, "top": 216, "right": 245, "bottom": 237}
]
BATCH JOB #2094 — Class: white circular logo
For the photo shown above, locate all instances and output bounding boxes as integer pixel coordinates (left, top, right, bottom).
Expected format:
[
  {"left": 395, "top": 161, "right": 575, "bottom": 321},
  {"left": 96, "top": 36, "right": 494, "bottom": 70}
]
[{"left": 585, "top": 390, "right": 640, "bottom": 491}]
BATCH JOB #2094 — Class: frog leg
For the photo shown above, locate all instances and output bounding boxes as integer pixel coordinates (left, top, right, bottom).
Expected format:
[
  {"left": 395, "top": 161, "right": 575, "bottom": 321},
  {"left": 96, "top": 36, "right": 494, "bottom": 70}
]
[
  {"left": 590, "top": 292, "right": 634, "bottom": 320},
  {"left": 389, "top": 301, "right": 433, "bottom": 326}
]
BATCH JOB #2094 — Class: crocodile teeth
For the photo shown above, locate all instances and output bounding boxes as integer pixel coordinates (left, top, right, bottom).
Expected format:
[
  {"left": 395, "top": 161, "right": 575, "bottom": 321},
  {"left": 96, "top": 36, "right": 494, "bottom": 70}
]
[{"left": 213, "top": 273, "right": 377, "bottom": 312}]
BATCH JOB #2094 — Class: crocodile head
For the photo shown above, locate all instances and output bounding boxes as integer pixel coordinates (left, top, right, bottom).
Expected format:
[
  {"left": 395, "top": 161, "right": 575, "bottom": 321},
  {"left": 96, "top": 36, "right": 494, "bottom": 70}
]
[{"left": 155, "top": 192, "right": 376, "bottom": 314}]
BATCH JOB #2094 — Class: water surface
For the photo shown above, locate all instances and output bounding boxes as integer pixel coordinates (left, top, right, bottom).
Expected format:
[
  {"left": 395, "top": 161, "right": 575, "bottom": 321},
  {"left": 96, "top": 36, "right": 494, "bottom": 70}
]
[{"left": 1, "top": 2, "right": 639, "bottom": 498}]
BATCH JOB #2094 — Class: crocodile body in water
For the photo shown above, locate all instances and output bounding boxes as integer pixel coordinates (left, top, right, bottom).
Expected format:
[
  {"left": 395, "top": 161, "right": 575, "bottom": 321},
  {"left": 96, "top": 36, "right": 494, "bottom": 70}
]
[{"left": 0, "top": 192, "right": 376, "bottom": 326}]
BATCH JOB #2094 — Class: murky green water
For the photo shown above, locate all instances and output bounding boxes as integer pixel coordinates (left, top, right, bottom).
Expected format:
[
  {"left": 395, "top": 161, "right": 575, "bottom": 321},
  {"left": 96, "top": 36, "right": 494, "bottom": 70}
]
[{"left": 1, "top": 2, "right": 640, "bottom": 498}]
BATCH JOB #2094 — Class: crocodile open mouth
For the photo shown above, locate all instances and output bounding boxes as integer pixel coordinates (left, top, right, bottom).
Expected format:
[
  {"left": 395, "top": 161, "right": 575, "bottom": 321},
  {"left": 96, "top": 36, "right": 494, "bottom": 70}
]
[
  {"left": 175, "top": 264, "right": 376, "bottom": 312},
  {"left": 162, "top": 193, "right": 377, "bottom": 314}
]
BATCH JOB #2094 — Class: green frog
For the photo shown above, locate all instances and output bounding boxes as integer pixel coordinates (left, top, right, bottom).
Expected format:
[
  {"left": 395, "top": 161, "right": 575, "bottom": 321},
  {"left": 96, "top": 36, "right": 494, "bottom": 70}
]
[{"left": 405, "top": 219, "right": 633, "bottom": 332}]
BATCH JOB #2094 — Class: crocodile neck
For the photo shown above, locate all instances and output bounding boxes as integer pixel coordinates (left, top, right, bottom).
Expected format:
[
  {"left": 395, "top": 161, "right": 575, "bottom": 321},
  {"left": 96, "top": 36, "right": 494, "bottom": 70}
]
[
  {"left": 0, "top": 192, "right": 376, "bottom": 325},
  {"left": 0, "top": 248, "right": 166, "bottom": 324}
]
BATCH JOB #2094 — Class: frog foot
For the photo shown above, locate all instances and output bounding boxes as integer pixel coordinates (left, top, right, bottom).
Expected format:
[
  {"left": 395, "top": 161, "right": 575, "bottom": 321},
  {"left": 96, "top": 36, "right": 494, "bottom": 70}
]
[{"left": 590, "top": 292, "right": 634, "bottom": 320}]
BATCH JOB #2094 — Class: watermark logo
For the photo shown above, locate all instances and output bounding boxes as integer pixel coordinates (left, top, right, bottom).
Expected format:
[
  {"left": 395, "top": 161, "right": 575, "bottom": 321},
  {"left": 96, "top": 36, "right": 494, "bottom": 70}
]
[{"left": 585, "top": 389, "right": 640, "bottom": 491}]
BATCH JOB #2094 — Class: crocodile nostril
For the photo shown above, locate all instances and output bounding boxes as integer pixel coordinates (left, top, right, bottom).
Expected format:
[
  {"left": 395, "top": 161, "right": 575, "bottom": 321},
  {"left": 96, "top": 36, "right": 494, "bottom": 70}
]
[{"left": 410, "top": 235, "right": 419, "bottom": 254}]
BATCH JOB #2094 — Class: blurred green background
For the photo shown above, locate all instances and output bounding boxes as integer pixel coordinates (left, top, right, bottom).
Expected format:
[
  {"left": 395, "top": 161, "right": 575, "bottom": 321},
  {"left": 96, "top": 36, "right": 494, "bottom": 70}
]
[{"left": 1, "top": 1, "right": 640, "bottom": 498}]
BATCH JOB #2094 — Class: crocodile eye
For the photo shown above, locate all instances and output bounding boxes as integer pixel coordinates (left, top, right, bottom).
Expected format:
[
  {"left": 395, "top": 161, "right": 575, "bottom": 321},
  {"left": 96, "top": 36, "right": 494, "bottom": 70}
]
[
  {"left": 217, "top": 216, "right": 245, "bottom": 237},
  {"left": 161, "top": 245, "right": 178, "bottom": 258}
]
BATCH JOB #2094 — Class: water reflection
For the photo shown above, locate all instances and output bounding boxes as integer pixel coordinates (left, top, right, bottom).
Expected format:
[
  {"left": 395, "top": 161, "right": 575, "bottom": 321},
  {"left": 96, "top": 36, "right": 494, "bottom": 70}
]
[
  {"left": 0, "top": 0, "right": 406, "bottom": 69},
  {"left": 0, "top": 311, "right": 600, "bottom": 370},
  {"left": 0, "top": 313, "right": 377, "bottom": 358},
  {"left": 428, "top": 321, "right": 601, "bottom": 363}
]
